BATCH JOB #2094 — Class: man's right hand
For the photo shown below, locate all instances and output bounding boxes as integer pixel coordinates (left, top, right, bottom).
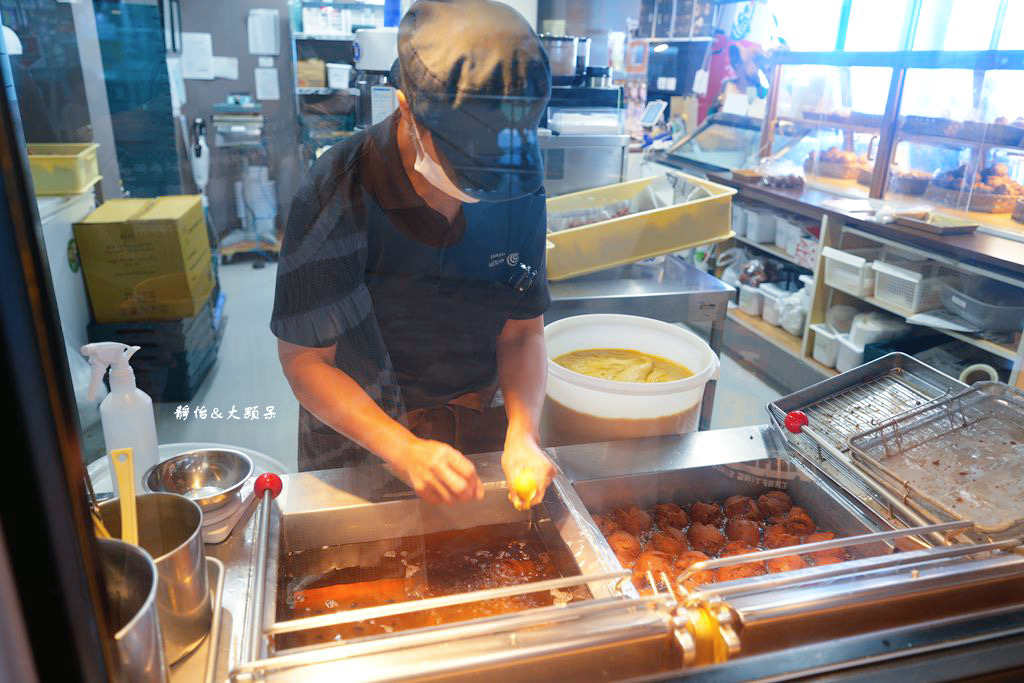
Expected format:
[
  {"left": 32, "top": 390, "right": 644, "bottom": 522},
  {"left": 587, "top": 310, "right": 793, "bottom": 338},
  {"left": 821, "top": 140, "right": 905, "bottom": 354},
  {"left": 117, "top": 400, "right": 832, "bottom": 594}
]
[{"left": 393, "top": 438, "right": 485, "bottom": 504}]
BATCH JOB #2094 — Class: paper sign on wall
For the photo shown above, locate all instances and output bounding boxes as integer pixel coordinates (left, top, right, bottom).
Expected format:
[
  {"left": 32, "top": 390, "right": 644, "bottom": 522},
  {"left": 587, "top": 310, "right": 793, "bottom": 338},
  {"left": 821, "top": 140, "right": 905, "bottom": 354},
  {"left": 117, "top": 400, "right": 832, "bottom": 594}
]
[
  {"left": 213, "top": 57, "right": 239, "bottom": 80},
  {"left": 248, "top": 9, "right": 280, "bottom": 55},
  {"left": 181, "top": 32, "right": 214, "bottom": 80},
  {"left": 255, "top": 67, "right": 280, "bottom": 100},
  {"left": 258, "top": 56, "right": 274, "bottom": 68}
]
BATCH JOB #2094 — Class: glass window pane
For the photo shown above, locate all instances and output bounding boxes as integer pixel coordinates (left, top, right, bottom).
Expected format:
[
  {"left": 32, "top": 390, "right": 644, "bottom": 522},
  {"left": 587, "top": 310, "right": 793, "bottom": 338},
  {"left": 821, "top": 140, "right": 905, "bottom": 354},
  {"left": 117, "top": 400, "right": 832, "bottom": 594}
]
[
  {"left": 913, "top": 0, "right": 1001, "bottom": 51},
  {"left": 998, "top": 2, "right": 1024, "bottom": 49},
  {"left": 766, "top": 0, "right": 844, "bottom": 51},
  {"left": 845, "top": 0, "right": 911, "bottom": 51}
]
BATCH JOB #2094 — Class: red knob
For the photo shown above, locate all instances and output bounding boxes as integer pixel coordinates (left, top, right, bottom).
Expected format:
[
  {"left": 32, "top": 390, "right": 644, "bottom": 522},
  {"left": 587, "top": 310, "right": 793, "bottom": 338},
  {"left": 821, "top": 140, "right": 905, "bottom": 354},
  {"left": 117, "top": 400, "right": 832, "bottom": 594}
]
[
  {"left": 254, "top": 472, "right": 283, "bottom": 499},
  {"left": 784, "top": 410, "right": 809, "bottom": 434}
]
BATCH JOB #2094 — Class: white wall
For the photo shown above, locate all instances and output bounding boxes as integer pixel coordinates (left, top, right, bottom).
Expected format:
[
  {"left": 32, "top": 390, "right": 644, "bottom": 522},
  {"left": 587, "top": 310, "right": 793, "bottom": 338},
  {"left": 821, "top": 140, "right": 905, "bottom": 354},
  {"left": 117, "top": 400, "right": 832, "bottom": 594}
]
[{"left": 499, "top": 0, "right": 538, "bottom": 29}]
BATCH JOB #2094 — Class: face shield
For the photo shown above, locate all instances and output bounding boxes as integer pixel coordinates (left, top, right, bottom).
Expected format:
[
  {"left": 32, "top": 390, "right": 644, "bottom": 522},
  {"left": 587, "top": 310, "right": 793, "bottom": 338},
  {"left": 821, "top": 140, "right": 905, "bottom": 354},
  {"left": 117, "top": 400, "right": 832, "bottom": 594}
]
[{"left": 409, "top": 92, "right": 549, "bottom": 203}]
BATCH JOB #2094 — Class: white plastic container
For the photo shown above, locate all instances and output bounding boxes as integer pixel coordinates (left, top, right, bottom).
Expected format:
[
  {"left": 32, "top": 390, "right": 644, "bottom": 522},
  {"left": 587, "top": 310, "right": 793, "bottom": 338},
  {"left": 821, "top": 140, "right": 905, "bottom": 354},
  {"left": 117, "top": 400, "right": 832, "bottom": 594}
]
[
  {"left": 848, "top": 311, "right": 910, "bottom": 346},
  {"left": 542, "top": 314, "right": 721, "bottom": 446},
  {"left": 822, "top": 246, "right": 882, "bottom": 297},
  {"left": 738, "top": 284, "right": 763, "bottom": 316},
  {"left": 811, "top": 323, "right": 839, "bottom": 368},
  {"left": 836, "top": 333, "right": 866, "bottom": 373},
  {"left": 326, "top": 63, "right": 352, "bottom": 89},
  {"left": 746, "top": 208, "right": 776, "bottom": 244},
  {"left": 759, "top": 283, "right": 788, "bottom": 326},
  {"left": 731, "top": 203, "right": 747, "bottom": 237}
]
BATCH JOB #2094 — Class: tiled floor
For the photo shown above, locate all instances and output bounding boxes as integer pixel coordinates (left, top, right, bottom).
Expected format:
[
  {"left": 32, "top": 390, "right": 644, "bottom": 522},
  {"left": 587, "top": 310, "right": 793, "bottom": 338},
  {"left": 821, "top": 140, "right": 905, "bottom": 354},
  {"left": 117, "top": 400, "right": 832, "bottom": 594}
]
[{"left": 143, "top": 260, "right": 779, "bottom": 473}]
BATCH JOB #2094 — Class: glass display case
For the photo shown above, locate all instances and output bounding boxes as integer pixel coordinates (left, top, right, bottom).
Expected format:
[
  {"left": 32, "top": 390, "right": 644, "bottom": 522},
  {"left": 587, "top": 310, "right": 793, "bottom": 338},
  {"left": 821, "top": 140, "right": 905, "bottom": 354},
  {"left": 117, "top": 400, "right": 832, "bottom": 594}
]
[
  {"left": 660, "top": 113, "right": 764, "bottom": 172},
  {"left": 767, "top": 64, "right": 892, "bottom": 197},
  {"left": 882, "top": 65, "right": 1024, "bottom": 236}
]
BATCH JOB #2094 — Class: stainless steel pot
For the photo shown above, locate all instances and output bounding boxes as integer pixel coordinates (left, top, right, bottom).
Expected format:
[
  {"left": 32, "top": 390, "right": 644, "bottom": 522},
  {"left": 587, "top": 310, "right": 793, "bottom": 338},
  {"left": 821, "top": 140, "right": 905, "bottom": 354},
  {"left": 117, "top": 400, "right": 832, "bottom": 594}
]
[
  {"left": 97, "top": 537, "right": 168, "bottom": 682},
  {"left": 100, "top": 493, "right": 211, "bottom": 665}
]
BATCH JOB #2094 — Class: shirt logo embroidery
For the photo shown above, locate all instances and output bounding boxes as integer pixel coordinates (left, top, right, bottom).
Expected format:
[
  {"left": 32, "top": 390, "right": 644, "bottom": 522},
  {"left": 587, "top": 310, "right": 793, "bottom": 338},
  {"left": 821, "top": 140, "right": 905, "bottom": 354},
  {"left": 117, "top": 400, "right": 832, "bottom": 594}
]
[
  {"left": 489, "top": 251, "right": 506, "bottom": 268},
  {"left": 506, "top": 251, "right": 520, "bottom": 266}
]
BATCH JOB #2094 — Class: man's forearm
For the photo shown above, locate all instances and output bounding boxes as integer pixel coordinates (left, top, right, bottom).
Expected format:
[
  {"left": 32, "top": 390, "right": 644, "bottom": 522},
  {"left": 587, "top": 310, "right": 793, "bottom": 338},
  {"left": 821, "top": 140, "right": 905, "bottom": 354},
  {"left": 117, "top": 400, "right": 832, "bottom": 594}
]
[
  {"left": 497, "top": 326, "right": 547, "bottom": 441},
  {"left": 284, "top": 356, "right": 414, "bottom": 463}
]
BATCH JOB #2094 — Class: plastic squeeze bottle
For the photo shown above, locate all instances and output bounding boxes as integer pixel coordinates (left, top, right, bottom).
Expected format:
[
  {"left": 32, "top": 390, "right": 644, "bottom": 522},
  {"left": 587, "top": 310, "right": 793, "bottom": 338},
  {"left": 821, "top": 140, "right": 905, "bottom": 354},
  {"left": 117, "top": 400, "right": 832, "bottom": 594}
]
[{"left": 81, "top": 343, "right": 159, "bottom": 496}]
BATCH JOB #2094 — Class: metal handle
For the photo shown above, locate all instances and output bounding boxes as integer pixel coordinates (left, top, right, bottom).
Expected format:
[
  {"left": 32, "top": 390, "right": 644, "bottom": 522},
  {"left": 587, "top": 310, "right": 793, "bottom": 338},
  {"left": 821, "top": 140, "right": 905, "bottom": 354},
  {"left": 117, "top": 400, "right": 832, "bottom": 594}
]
[
  {"left": 266, "top": 570, "right": 631, "bottom": 637},
  {"left": 244, "top": 473, "right": 282, "bottom": 664}
]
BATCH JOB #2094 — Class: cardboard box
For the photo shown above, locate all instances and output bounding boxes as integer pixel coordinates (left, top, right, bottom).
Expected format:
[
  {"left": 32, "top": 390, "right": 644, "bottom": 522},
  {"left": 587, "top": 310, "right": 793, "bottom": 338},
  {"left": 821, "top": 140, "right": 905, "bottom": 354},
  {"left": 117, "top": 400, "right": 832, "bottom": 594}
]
[
  {"left": 73, "top": 195, "right": 214, "bottom": 323},
  {"left": 297, "top": 58, "right": 326, "bottom": 87}
]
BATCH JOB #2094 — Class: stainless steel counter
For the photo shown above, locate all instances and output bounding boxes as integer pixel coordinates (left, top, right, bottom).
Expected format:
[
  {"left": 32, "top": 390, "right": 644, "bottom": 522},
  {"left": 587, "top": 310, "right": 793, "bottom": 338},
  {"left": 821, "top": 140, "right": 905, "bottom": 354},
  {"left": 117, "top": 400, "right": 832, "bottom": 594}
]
[{"left": 547, "top": 255, "right": 734, "bottom": 430}]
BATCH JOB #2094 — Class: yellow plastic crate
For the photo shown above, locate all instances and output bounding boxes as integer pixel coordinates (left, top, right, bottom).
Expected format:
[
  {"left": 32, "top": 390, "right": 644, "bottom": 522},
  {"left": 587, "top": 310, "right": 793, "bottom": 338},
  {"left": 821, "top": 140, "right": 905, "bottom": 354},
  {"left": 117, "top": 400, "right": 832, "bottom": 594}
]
[
  {"left": 27, "top": 143, "right": 101, "bottom": 196},
  {"left": 545, "top": 173, "right": 735, "bottom": 281}
]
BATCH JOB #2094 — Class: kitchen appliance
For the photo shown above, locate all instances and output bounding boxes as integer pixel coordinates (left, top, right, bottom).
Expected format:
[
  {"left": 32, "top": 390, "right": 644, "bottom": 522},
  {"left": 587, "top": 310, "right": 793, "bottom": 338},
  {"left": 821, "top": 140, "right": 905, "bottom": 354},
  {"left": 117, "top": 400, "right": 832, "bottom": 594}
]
[
  {"left": 539, "top": 35, "right": 590, "bottom": 86},
  {"left": 208, "top": 426, "right": 1024, "bottom": 680},
  {"left": 353, "top": 27, "right": 398, "bottom": 127}
]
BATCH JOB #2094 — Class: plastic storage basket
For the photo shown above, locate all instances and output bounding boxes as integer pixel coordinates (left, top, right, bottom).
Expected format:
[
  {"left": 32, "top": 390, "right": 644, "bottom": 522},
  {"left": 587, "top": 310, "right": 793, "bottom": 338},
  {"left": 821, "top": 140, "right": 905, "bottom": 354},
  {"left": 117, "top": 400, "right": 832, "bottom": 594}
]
[
  {"left": 941, "top": 282, "right": 1024, "bottom": 331},
  {"left": 27, "top": 143, "right": 101, "bottom": 196},
  {"left": 738, "top": 284, "right": 763, "bottom": 316},
  {"left": 822, "top": 246, "right": 882, "bottom": 297},
  {"left": 545, "top": 173, "right": 735, "bottom": 281},
  {"left": 872, "top": 260, "right": 951, "bottom": 314}
]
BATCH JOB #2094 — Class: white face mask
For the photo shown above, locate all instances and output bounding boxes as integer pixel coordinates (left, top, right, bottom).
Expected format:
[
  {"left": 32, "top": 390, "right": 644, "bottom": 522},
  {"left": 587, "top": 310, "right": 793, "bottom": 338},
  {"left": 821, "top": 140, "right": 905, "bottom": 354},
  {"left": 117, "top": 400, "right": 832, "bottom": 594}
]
[{"left": 409, "top": 118, "right": 480, "bottom": 204}]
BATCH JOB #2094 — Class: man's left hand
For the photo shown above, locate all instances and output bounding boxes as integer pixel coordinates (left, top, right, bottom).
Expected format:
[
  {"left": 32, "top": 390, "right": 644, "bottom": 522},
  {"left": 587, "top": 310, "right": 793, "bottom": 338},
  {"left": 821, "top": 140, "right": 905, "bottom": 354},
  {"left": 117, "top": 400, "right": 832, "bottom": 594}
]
[{"left": 501, "top": 433, "right": 556, "bottom": 509}]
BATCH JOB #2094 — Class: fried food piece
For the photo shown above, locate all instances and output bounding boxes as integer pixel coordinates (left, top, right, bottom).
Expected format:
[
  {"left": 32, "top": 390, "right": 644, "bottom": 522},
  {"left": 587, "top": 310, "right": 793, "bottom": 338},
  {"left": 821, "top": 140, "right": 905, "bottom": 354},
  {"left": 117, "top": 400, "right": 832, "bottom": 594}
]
[
  {"left": 689, "top": 501, "right": 724, "bottom": 526},
  {"left": 720, "top": 540, "right": 754, "bottom": 556},
  {"left": 804, "top": 532, "right": 848, "bottom": 564},
  {"left": 611, "top": 507, "right": 652, "bottom": 536},
  {"left": 812, "top": 555, "right": 845, "bottom": 566},
  {"left": 716, "top": 542, "right": 765, "bottom": 582},
  {"left": 592, "top": 514, "right": 620, "bottom": 537},
  {"left": 653, "top": 502, "right": 688, "bottom": 529},
  {"left": 763, "top": 524, "right": 800, "bottom": 549},
  {"left": 767, "top": 555, "right": 808, "bottom": 573},
  {"left": 757, "top": 490, "right": 793, "bottom": 518},
  {"left": 674, "top": 551, "right": 714, "bottom": 590},
  {"left": 782, "top": 506, "right": 815, "bottom": 536},
  {"left": 607, "top": 530, "right": 642, "bottom": 565},
  {"left": 724, "top": 495, "right": 762, "bottom": 521},
  {"left": 687, "top": 521, "right": 726, "bottom": 555},
  {"left": 648, "top": 526, "right": 688, "bottom": 555},
  {"left": 725, "top": 518, "right": 761, "bottom": 547},
  {"left": 633, "top": 550, "right": 674, "bottom": 584}
]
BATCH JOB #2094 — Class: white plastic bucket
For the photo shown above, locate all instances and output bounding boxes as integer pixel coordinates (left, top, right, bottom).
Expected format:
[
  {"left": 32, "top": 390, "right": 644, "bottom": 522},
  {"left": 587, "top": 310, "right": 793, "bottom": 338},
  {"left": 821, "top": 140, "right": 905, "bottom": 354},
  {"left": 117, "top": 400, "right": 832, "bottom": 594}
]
[{"left": 541, "top": 314, "right": 721, "bottom": 446}]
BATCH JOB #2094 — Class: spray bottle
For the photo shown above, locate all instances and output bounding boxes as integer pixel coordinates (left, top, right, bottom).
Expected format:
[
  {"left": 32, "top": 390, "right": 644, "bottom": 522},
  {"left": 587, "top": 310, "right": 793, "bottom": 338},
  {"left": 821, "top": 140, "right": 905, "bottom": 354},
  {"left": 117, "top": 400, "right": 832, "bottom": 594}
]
[{"left": 82, "top": 343, "right": 159, "bottom": 496}]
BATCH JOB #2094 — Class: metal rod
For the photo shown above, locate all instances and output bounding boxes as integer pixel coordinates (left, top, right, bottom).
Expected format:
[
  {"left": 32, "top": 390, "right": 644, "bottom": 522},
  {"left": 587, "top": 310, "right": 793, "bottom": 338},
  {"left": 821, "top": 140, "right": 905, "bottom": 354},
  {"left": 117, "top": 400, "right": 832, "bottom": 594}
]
[
  {"left": 691, "top": 538, "right": 1020, "bottom": 601},
  {"left": 679, "top": 521, "right": 972, "bottom": 582},
  {"left": 245, "top": 492, "right": 273, "bottom": 663},
  {"left": 234, "top": 595, "right": 658, "bottom": 675},
  {"left": 265, "top": 570, "right": 631, "bottom": 637}
]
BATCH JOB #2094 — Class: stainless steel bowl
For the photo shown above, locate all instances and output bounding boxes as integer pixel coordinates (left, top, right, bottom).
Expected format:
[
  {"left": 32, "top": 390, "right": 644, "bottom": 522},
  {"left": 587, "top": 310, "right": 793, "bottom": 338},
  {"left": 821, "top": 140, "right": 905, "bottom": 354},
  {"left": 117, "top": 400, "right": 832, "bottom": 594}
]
[{"left": 143, "top": 448, "right": 253, "bottom": 511}]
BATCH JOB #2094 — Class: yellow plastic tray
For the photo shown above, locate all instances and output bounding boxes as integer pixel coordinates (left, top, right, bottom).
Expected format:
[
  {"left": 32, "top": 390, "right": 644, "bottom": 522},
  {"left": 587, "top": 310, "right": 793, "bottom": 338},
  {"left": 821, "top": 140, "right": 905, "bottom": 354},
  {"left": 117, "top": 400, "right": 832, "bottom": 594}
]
[
  {"left": 27, "top": 143, "right": 101, "bottom": 196},
  {"left": 545, "top": 173, "right": 735, "bottom": 281}
]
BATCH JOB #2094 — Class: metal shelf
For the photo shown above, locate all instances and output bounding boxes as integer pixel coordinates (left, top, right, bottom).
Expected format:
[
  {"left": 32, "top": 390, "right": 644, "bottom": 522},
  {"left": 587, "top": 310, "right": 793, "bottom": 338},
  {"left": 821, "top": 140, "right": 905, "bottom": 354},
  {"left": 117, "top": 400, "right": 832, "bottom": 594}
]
[
  {"left": 777, "top": 115, "right": 881, "bottom": 136},
  {"left": 293, "top": 33, "right": 355, "bottom": 41},
  {"left": 296, "top": 86, "right": 359, "bottom": 95},
  {"left": 895, "top": 130, "right": 1024, "bottom": 154},
  {"left": 734, "top": 234, "right": 812, "bottom": 269}
]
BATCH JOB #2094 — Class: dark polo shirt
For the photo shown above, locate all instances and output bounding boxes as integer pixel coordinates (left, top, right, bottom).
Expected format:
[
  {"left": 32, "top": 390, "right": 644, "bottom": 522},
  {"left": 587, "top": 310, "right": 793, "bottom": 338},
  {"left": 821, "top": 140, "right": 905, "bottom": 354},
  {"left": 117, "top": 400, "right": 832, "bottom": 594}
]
[{"left": 271, "top": 112, "right": 549, "bottom": 469}]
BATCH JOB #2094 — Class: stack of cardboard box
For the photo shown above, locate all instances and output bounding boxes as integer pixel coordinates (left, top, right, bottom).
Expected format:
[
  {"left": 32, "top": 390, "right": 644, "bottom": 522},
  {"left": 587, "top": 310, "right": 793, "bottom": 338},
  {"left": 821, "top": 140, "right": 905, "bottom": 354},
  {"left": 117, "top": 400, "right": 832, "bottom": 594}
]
[{"left": 74, "top": 195, "right": 223, "bottom": 401}]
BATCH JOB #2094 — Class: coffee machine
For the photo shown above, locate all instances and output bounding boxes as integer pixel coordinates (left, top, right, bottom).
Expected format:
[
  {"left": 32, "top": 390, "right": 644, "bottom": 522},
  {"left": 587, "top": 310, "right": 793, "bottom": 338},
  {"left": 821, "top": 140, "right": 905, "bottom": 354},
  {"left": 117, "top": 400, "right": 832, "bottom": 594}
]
[{"left": 352, "top": 27, "right": 398, "bottom": 128}]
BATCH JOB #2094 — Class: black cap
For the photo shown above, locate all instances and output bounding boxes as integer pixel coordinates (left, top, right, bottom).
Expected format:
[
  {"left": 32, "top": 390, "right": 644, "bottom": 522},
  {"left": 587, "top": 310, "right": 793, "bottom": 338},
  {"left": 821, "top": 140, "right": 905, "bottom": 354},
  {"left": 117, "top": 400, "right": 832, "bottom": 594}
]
[{"left": 396, "top": 0, "right": 551, "bottom": 202}]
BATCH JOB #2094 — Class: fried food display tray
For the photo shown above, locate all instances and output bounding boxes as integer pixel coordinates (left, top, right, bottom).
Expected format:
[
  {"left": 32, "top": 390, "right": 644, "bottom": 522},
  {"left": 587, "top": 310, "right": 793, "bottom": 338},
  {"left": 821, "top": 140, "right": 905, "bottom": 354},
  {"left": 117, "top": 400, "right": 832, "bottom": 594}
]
[{"left": 848, "top": 382, "right": 1024, "bottom": 537}]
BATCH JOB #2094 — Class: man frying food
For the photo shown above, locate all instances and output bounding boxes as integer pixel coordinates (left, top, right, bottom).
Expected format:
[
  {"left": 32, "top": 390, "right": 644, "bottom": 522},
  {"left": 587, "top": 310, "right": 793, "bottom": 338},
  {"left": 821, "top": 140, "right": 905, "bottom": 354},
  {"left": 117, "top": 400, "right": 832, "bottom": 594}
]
[{"left": 271, "top": 0, "right": 555, "bottom": 507}]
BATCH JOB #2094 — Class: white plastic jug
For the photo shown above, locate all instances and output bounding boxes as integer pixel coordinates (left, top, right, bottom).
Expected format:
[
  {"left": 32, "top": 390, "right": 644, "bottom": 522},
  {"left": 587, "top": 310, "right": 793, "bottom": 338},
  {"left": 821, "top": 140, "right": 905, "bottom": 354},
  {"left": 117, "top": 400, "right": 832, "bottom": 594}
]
[{"left": 541, "top": 314, "right": 720, "bottom": 446}]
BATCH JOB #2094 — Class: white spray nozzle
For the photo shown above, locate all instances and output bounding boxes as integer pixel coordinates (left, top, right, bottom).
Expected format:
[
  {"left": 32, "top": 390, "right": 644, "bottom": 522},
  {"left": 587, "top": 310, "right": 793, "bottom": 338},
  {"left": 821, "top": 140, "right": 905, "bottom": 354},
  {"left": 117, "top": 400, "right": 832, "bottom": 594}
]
[{"left": 81, "top": 343, "right": 141, "bottom": 401}]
